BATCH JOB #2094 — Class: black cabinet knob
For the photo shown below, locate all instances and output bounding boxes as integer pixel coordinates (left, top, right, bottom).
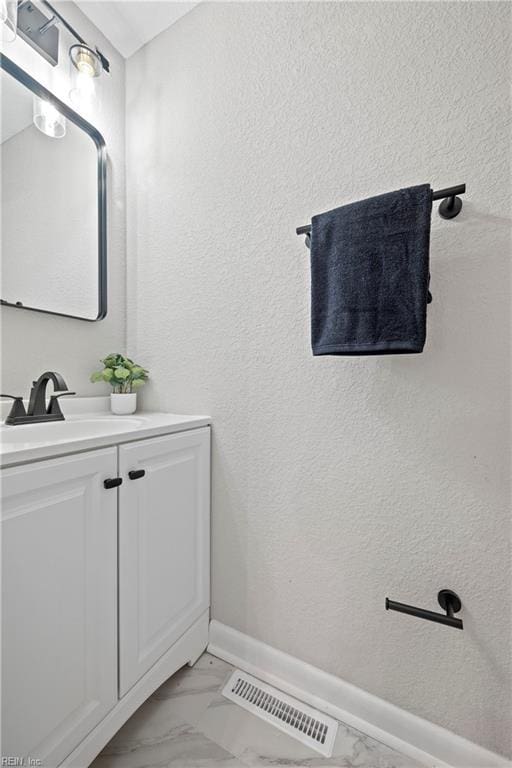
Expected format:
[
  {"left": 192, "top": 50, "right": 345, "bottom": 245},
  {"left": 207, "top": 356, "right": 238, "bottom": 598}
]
[
  {"left": 128, "top": 470, "right": 146, "bottom": 480},
  {"left": 104, "top": 477, "right": 123, "bottom": 489}
]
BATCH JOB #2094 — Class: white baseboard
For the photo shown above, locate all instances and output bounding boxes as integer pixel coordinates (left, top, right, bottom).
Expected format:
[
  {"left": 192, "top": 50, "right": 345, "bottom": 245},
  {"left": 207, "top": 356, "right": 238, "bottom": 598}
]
[{"left": 208, "top": 620, "right": 510, "bottom": 768}]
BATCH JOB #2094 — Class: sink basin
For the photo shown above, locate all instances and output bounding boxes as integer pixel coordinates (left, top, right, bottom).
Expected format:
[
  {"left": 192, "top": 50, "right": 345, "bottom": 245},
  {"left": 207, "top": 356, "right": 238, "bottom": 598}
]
[{"left": 0, "top": 417, "right": 146, "bottom": 446}]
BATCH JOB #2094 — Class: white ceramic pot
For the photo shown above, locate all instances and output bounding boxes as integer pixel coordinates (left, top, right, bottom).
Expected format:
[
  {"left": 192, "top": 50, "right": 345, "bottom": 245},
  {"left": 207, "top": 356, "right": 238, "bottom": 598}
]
[{"left": 111, "top": 393, "right": 137, "bottom": 415}]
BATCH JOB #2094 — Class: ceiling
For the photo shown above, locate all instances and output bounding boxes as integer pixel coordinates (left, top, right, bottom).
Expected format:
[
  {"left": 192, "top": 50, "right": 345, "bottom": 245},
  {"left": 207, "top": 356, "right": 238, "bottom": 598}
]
[{"left": 76, "top": 1, "right": 199, "bottom": 58}]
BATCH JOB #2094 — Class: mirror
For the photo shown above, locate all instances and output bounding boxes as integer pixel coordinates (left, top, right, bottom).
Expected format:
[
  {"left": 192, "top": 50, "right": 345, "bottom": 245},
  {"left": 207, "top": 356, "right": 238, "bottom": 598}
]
[{"left": 0, "top": 55, "right": 107, "bottom": 320}]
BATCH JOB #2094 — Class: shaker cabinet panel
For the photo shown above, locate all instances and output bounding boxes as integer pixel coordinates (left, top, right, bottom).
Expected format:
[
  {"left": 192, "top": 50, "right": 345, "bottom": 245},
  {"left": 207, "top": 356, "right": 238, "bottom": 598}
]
[
  {"left": 118, "top": 428, "right": 210, "bottom": 695},
  {"left": 1, "top": 448, "right": 118, "bottom": 767}
]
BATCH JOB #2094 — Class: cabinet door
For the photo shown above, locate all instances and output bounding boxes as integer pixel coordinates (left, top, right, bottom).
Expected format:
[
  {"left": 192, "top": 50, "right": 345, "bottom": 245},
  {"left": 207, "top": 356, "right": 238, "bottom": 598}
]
[
  {"left": 119, "top": 428, "right": 210, "bottom": 695},
  {"left": 1, "top": 448, "right": 118, "bottom": 767}
]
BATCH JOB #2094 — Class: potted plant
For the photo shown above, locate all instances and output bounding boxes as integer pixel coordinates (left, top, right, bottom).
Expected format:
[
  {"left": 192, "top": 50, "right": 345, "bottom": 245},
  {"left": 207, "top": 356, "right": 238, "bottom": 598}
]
[{"left": 90, "top": 353, "right": 149, "bottom": 415}]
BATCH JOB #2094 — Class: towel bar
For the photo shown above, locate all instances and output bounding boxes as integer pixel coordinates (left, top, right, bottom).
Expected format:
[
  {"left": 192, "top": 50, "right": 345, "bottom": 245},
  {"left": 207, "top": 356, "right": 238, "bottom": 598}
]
[
  {"left": 296, "top": 184, "right": 466, "bottom": 235},
  {"left": 385, "top": 589, "right": 463, "bottom": 630}
]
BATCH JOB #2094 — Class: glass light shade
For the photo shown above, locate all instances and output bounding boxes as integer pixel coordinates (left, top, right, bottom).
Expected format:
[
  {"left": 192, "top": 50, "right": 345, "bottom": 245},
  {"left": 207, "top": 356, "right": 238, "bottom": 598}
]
[
  {"left": 33, "top": 97, "right": 66, "bottom": 139},
  {"left": 69, "top": 71, "right": 96, "bottom": 110},
  {"left": 1, "top": 0, "right": 17, "bottom": 42},
  {"left": 69, "top": 45, "right": 101, "bottom": 114}
]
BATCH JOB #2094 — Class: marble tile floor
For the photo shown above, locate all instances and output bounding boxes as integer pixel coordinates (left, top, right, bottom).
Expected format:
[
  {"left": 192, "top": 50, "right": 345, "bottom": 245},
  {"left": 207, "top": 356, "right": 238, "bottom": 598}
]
[{"left": 91, "top": 653, "right": 422, "bottom": 768}]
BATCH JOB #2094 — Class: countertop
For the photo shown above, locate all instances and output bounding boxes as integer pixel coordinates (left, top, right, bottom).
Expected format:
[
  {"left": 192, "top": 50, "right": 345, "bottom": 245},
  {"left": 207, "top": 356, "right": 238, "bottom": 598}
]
[{"left": 0, "top": 397, "right": 210, "bottom": 468}]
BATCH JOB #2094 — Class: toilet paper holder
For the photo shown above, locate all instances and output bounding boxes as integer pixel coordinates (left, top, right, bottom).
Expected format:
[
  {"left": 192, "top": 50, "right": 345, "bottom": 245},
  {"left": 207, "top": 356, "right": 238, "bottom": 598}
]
[{"left": 385, "top": 589, "right": 463, "bottom": 630}]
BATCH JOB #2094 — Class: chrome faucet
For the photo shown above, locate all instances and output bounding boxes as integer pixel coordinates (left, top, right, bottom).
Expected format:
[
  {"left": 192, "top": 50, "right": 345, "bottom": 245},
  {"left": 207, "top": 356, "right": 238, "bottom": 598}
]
[{"left": 1, "top": 371, "right": 75, "bottom": 425}]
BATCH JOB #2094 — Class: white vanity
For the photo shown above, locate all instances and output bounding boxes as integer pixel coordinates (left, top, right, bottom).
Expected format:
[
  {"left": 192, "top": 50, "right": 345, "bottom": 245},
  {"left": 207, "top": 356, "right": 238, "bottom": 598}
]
[{"left": 1, "top": 401, "right": 211, "bottom": 767}]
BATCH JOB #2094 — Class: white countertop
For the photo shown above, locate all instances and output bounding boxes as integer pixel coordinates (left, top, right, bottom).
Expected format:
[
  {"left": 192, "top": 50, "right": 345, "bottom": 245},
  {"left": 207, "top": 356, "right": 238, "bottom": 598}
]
[{"left": 0, "top": 398, "right": 210, "bottom": 467}]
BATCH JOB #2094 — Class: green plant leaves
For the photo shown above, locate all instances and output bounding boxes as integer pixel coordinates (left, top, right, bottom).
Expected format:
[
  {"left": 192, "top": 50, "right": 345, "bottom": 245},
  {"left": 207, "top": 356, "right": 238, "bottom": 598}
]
[
  {"left": 131, "top": 366, "right": 148, "bottom": 379},
  {"left": 90, "top": 353, "right": 149, "bottom": 393},
  {"left": 114, "top": 366, "right": 130, "bottom": 380}
]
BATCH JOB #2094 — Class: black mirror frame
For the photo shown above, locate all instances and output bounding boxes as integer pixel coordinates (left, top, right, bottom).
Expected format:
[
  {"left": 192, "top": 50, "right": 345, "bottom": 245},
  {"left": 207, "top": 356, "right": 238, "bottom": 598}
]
[{"left": 0, "top": 53, "right": 107, "bottom": 321}]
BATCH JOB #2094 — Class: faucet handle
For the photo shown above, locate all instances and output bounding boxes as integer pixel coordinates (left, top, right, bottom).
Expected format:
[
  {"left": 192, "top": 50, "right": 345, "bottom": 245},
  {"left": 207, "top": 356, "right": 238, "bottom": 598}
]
[
  {"left": 47, "top": 391, "right": 76, "bottom": 418},
  {"left": 1, "top": 395, "right": 27, "bottom": 425}
]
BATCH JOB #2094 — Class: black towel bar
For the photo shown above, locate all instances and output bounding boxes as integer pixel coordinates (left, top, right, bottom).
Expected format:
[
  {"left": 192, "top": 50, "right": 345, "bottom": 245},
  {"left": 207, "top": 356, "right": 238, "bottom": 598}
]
[
  {"left": 296, "top": 184, "right": 466, "bottom": 235},
  {"left": 385, "top": 589, "right": 463, "bottom": 630}
]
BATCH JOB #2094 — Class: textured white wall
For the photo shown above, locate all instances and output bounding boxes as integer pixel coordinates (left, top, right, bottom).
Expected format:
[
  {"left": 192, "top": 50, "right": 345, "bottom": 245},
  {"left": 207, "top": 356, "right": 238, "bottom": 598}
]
[
  {"left": 0, "top": 2, "right": 125, "bottom": 396},
  {"left": 126, "top": 1, "right": 511, "bottom": 756}
]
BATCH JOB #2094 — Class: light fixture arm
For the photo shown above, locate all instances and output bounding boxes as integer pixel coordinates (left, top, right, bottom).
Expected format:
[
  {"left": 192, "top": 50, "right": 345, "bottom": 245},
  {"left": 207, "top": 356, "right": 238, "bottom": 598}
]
[
  {"left": 40, "top": 0, "right": 109, "bottom": 72},
  {"left": 38, "top": 14, "right": 58, "bottom": 35}
]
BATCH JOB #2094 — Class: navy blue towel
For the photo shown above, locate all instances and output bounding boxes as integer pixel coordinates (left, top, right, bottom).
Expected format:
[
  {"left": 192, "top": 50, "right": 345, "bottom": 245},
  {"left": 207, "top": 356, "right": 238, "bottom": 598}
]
[{"left": 309, "top": 185, "right": 432, "bottom": 355}]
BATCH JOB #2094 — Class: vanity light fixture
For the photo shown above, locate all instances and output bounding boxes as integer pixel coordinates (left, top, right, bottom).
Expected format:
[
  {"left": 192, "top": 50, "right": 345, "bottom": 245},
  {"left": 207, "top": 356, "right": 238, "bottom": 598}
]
[
  {"left": 0, "top": 0, "right": 17, "bottom": 42},
  {"left": 33, "top": 95, "right": 66, "bottom": 138},
  {"left": 69, "top": 43, "right": 101, "bottom": 109},
  {"left": 14, "top": 0, "right": 110, "bottom": 74}
]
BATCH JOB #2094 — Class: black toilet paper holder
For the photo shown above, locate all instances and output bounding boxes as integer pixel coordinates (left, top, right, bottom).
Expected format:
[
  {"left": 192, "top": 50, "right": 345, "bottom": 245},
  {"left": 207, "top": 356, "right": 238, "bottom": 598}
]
[{"left": 385, "top": 589, "right": 463, "bottom": 630}]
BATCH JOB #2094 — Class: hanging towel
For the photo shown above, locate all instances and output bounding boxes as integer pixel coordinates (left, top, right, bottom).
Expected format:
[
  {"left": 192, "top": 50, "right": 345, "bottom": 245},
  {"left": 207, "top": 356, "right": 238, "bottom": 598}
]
[{"left": 309, "top": 184, "right": 432, "bottom": 355}]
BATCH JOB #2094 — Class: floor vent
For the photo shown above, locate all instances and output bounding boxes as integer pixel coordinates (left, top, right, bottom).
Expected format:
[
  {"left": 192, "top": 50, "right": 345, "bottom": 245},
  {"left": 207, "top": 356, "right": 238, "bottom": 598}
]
[{"left": 222, "top": 670, "right": 338, "bottom": 757}]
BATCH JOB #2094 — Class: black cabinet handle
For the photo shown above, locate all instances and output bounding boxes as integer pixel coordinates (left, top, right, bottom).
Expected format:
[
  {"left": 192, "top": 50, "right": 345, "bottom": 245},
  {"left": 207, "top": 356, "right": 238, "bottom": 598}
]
[
  {"left": 128, "top": 469, "right": 146, "bottom": 480},
  {"left": 104, "top": 477, "right": 123, "bottom": 489}
]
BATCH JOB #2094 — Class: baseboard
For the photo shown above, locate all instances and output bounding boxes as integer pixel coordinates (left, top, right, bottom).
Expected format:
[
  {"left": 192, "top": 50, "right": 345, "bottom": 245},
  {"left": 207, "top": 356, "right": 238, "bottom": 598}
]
[{"left": 208, "top": 620, "right": 510, "bottom": 768}]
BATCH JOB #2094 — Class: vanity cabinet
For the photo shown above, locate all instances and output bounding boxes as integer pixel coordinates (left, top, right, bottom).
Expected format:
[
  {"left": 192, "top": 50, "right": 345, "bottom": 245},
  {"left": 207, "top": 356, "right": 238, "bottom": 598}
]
[
  {"left": 1, "top": 424, "right": 210, "bottom": 768},
  {"left": 1, "top": 448, "right": 118, "bottom": 767},
  {"left": 119, "top": 430, "right": 210, "bottom": 694}
]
